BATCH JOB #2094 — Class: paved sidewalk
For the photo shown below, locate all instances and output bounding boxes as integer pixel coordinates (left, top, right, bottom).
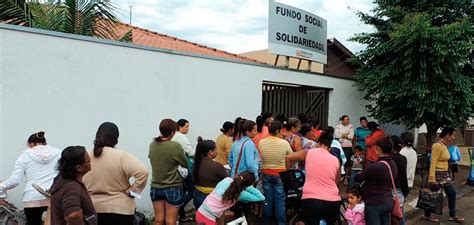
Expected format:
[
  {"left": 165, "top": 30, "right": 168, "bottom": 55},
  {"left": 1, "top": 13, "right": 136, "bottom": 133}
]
[{"left": 406, "top": 185, "right": 474, "bottom": 225}]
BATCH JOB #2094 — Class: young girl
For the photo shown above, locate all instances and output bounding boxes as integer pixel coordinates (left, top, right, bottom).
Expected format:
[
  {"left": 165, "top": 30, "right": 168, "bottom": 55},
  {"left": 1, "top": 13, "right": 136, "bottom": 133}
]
[
  {"left": 343, "top": 187, "right": 365, "bottom": 225},
  {"left": 195, "top": 171, "right": 265, "bottom": 225}
]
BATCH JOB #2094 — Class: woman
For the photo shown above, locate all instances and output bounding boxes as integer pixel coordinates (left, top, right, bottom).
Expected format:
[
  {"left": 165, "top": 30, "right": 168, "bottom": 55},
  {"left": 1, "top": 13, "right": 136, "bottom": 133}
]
[
  {"left": 422, "top": 127, "right": 464, "bottom": 223},
  {"left": 400, "top": 132, "right": 418, "bottom": 189},
  {"left": 195, "top": 171, "right": 265, "bottom": 225},
  {"left": 149, "top": 119, "right": 188, "bottom": 225},
  {"left": 355, "top": 136, "right": 397, "bottom": 225},
  {"left": 228, "top": 119, "right": 259, "bottom": 178},
  {"left": 299, "top": 123, "right": 317, "bottom": 150},
  {"left": 365, "top": 122, "right": 385, "bottom": 164},
  {"left": 0, "top": 131, "right": 61, "bottom": 225},
  {"left": 285, "top": 132, "right": 341, "bottom": 225},
  {"left": 259, "top": 121, "right": 293, "bottom": 225},
  {"left": 193, "top": 137, "right": 228, "bottom": 209},
  {"left": 215, "top": 121, "right": 234, "bottom": 166},
  {"left": 83, "top": 122, "right": 149, "bottom": 225},
  {"left": 252, "top": 112, "right": 273, "bottom": 149},
  {"left": 335, "top": 115, "right": 354, "bottom": 172},
  {"left": 281, "top": 117, "right": 303, "bottom": 152},
  {"left": 50, "top": 146, "right": 96, "bottom": 225},
  {"left": 390, "top": 135, "right": 409, "bottom": 225},
  {"left": 232, "top": 117, "right": 243, "bottom": 141}
]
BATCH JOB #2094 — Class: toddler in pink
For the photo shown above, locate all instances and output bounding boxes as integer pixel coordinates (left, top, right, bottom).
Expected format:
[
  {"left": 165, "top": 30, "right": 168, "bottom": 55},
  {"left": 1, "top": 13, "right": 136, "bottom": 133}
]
[{"left": 343, "top": 187, "right": 365, "bottom": 225}]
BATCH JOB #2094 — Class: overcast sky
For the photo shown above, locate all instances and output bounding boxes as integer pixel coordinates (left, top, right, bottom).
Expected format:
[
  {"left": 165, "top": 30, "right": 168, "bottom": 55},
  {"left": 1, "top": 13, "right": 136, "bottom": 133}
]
[{"left": 112, "top": 0, "right": 376, "bottom": 54}]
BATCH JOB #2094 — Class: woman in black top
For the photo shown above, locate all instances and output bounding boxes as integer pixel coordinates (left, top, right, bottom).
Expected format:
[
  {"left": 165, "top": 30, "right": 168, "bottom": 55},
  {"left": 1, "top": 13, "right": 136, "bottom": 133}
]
[
  {"left": 355, "top": 136, "right": 397, "bottom": 225},
  {"left": 391, "top": 135, "right": 409, "bottom": 224}
]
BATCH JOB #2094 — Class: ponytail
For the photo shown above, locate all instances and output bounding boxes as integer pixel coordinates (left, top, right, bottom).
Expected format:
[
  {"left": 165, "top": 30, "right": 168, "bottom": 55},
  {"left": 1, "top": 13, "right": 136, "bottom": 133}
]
[
  {"left": 193, "top": 137, "right": 216, "bottom": 185},
  {"left": 93, "top": 122, "right": 119, "bottom": 157},
  {"left": 222, "top": 171, "right": 255, "bottom": 204}
]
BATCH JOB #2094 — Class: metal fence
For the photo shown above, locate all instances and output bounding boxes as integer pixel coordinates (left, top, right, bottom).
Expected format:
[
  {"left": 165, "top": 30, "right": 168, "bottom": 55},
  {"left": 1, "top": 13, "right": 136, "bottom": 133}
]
[{"left": 261, "top": 82, "right": 329, "bottom": 128}]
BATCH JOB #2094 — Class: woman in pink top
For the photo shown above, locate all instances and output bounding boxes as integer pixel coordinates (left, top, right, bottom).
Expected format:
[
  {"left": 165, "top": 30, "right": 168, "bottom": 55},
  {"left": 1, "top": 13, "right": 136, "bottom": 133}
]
[{"left": 285, "top": 131, "right": 341, "bottom": 225}]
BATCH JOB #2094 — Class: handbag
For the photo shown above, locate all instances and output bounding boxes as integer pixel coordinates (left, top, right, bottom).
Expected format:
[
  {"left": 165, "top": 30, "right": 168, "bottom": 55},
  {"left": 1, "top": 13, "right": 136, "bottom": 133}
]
[
  {"left": 380, "top": 161, "right": 403, "bottom": 219},
  {"left": 416, "top": 188, "right": 444, "bottom": 215}
]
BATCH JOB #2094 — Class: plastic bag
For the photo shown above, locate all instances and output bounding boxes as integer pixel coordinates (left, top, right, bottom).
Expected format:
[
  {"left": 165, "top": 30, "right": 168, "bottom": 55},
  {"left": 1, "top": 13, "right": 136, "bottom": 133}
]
[{"left": 416, "top": 188, "right": 444, "bottom": 215}]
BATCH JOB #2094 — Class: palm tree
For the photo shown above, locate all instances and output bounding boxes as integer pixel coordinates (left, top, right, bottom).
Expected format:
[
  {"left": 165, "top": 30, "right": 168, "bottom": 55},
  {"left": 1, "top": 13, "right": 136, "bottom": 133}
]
[{"left": 0, "top": 0, "right": 128, "bottom": 40}]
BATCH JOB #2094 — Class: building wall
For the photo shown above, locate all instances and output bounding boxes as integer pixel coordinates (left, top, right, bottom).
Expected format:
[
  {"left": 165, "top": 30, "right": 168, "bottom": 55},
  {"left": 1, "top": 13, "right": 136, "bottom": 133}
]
[
  {"left": 240, "top": 49, "right": 325, "bottom": 73},
  {"left": 0, "top": 25, "right": 366, "bottom": 212}
]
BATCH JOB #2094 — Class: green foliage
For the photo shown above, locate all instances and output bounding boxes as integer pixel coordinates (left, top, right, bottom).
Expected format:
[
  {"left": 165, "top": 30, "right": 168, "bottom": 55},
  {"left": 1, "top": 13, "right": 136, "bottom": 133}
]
[
  {"left": 0, "top": 0, "right": 124, "bottom": 40},
  {"left": 351, "top": 0, "right": 473, "bottom": 136}
]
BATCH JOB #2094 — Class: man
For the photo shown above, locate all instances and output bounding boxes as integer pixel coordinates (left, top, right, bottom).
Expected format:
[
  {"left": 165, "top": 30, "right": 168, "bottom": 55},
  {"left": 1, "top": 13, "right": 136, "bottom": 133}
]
[
  {"left": 171, "top": 119, "right": 195, "bottom": 223},
  {"left": 353, "top": 116, "right": 371, "bottom": 151}
]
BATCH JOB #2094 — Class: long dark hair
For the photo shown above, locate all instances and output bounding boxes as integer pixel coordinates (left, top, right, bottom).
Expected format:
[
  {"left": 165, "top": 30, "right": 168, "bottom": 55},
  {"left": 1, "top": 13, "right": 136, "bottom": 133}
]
[
  {"left": 222, "top": 171, "right": 255, "bottom": 204},
  {"left": 28, "top": 131, "right": 47, "bottom": 145},
  {"left": 193, "top": 137, "right": 216, "bottom": 185},
  {"left": 93, "top": 122, "right": 119, "bottom": 157},
  {"left": 239, "top": 120, "right": 256, "bottom": 138},
  {"left": 232, "top": 117, "right": 243, "bottom": 140},
  {"left": 58, "top": 146, "right": 87, "bottom": 179}
]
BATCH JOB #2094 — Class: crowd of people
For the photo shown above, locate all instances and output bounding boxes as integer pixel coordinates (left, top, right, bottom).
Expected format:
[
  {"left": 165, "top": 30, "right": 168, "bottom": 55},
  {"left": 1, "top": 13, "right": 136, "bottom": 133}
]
[{"left": 0, "top": 113, "right": 466, "bottom": 225}]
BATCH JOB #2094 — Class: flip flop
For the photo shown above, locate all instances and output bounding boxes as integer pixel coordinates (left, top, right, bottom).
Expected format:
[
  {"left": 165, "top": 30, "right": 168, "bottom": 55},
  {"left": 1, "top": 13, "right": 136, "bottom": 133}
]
[
  {"left": 179, "top": 217, "right": 194, "bottom": 223},
  {"left": 448, "top": 217, "right": 465, "bottom": 223},
  {"left": 421, "top": 216, "right": 439, "bottom": 222}
]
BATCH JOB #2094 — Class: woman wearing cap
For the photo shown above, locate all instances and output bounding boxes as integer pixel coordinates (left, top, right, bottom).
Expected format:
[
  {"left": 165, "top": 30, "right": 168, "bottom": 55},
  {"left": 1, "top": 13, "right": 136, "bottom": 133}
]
[{"left": 0, "top": 131, "right": 61, "bottom": 225}]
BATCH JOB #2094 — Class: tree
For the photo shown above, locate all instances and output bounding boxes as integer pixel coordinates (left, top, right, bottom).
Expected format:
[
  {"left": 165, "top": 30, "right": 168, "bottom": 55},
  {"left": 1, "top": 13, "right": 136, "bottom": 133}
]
[
  {"left": 351, "top": 0, "right": 473, "bottom": 146},
  {"left": 0, "top": 0, "right": 131, "bottom": 40}
]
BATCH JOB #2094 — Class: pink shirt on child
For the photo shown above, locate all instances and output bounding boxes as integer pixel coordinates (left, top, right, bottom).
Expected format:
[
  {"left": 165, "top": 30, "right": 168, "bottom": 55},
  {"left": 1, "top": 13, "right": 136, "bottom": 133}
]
[{"left": 302, "top": 148, "right": 341, "bottom": 201}]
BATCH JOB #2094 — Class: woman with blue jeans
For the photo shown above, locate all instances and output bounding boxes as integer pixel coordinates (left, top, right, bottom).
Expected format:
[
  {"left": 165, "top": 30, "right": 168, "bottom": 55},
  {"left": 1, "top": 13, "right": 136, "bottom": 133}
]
[
  {"left": 149, "top": 119, "right": 188, "bottom": 225},
  {"left": 259, "top": 121, "right": 293, "bottom": 225},
  {"left": 422, "top": 127, "right": 464, "bottom": 223},
  {"left": 390, "top": 136, "right": 410, "bottom": 225},
  {"left": 355, "top": 136, "right": 397, "bottom": 225}
]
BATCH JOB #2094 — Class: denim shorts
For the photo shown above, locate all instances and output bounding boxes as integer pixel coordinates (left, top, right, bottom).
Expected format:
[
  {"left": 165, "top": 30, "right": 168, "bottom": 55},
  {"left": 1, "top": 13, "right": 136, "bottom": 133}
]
[{"left": 150, "top": 186, "right": 183, "bottom": 207}]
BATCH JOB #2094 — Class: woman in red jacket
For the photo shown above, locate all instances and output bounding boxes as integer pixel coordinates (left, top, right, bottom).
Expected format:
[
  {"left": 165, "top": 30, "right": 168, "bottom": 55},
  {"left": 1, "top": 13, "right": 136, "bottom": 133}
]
[{"left": 365, "top": 122, "right": 385, "bottom": 165}]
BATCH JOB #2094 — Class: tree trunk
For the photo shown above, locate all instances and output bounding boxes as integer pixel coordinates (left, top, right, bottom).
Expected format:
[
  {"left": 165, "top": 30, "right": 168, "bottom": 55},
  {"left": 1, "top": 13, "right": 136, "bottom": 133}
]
[{"left": 425, "top": 125, "right": 439, "bottom": 152}]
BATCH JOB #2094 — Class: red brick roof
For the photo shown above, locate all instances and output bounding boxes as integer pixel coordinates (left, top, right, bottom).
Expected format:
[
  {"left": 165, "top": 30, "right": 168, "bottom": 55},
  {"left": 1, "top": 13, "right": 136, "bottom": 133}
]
[{"left": 114, "top": 22, "right": 262, "bottom": 63}]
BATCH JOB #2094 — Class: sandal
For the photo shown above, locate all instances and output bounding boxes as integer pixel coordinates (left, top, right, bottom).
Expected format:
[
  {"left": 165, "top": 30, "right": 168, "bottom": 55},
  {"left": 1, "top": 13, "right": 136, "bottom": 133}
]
[
  {"left": 421, "top": 216, "right": 439, "bottom": 222},
  {"left": 179, "top": 217, "right": 194, "bottom": 223},
  {"left": 448, "top": 217, "right": 465, "bottom": 223}
]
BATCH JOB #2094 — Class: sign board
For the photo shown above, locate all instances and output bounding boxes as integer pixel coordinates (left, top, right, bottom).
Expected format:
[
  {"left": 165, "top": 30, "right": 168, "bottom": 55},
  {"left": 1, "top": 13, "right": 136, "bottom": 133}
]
[{"left": 268, "top": 1, "right": 327, "bottom": 64}]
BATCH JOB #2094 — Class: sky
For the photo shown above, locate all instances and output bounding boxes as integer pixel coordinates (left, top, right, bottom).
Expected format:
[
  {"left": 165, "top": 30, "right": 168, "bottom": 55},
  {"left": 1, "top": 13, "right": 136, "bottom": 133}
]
[{"left": 112, "top": 0, "right": 376, "bottom": 54}]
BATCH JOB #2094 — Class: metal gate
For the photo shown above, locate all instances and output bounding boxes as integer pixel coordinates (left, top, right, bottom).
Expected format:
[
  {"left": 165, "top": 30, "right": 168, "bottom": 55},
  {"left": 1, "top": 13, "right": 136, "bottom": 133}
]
[{"left": 261, "top": 82, "right": 329, "bottom": 128}]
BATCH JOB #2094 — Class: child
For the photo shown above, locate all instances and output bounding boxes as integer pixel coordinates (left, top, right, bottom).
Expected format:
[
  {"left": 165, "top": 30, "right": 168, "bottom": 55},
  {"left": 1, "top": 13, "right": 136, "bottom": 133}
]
[
  {"left": 349, "top": 146, "right": 364, "bottom": 186},
  {"left": 195, "top": 171, "right": 265, "bottom": 225},
  {"left": 343, "top": 187, "right": 365, "bottom": 225}
]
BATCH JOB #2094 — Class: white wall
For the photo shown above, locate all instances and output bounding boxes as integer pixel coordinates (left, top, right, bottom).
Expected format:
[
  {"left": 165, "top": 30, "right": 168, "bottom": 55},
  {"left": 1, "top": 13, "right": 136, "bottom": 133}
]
[{"left": 0, "top": 25, "right": 366, "bottom": 212}]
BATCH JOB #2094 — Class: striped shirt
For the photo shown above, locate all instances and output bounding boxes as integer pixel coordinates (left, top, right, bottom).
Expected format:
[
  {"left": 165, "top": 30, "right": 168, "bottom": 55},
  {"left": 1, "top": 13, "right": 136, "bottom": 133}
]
[{"left": 259, "top": 136, "right": 293, "bottom": 176}]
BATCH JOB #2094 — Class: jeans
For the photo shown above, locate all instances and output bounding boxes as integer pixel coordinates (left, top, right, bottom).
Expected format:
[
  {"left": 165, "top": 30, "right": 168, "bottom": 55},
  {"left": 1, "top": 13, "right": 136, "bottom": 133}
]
[
  {"left": 179, "top": 168, "right": 195, "bottom": 218},
  {"left": 193, "top": 189, "right": 208, "bottom": 210},
  {"left": 365, "top": 202, "right": 393, "bottom": 225},
  {"left": 396, "top": 190, "right": 406, "bottom": 225},
  {"left": 262, "top": 174, "right": 286, "bottom": 225},
  {"left": 349, "top": 170, "right": 361, "bottom": 186},
  {"left": 424, "top": 183, "right": 457, "bottom": 217},
  {"left": 150, "top": 186, "right": 184, "bottom": 206}
]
